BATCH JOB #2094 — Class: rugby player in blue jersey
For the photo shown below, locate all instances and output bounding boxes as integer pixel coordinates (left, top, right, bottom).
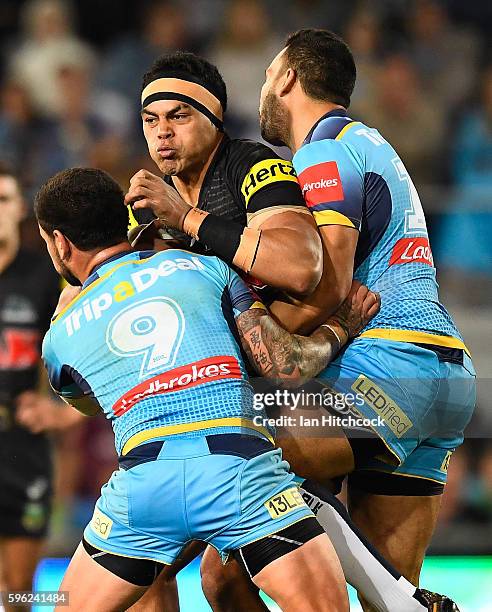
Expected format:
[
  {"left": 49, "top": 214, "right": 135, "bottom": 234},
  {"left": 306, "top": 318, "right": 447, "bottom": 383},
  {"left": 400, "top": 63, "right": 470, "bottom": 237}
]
[
  {"left": 130, "top": 51, "right": 466, "bottom": 612},
  {"left": 257, "top": 29, "right": 476, "bottom": 611},
  {"left": 34, "top": 167, "right": 381, "bottom": 612}
]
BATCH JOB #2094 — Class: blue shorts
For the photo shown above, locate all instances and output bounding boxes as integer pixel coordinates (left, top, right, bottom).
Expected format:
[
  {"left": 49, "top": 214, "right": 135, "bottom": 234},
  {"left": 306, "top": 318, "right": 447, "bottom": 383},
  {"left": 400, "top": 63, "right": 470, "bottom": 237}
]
[
  {"left": 319, "top": 338, "right": 476, "bottom": 485},
  {"left": 84, "top": 434, "right": 313, "bottom": 565}
]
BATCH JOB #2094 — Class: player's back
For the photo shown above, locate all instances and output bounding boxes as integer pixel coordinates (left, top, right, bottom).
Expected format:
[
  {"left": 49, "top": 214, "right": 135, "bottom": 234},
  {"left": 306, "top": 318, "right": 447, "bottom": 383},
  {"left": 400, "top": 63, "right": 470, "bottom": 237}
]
[
  {"left": 43, "top": 250, "right": 260, "bottom": 455},
  {"left": 294, "top": 110, "right": 463, "bottom": 345}
]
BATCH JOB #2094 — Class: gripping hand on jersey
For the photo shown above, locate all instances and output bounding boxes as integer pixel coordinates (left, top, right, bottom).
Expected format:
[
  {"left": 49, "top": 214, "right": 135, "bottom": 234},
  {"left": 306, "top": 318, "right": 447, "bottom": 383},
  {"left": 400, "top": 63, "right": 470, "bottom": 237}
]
[
  {"left": 125, "top": 169, "right": 192, "bottom": 231},
  {"left": 237, "top": 280, "right": 380, "bottom": 385},
  {"left": 323, "top": 280, "right": 380, "bottom": 348}
]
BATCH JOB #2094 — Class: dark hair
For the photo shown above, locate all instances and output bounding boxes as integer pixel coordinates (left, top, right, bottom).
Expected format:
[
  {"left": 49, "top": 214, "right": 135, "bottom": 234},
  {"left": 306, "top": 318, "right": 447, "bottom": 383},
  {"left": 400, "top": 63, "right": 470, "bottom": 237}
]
[
  {"left": 142, "top": 51, "right": 227, "bottom": 112},
  {"left": 284, "top": 29, "right": 356, "bottom": 108},
  {"left": 35, "top": 168, "right": 128, "bottom": 251}
]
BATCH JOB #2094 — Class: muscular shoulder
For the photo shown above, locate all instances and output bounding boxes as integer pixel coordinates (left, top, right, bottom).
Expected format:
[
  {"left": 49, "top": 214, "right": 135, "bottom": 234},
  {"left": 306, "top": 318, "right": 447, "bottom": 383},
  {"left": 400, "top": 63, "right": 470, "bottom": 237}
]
[
  {"left": 310, "top": 115, "right": 357, "bottom": 143},
  {"left": 225, "top": 138, "right": 283, "bottom": 165},
  {"left": 223, "top": 138, "right": 303, "bottom": 212}
]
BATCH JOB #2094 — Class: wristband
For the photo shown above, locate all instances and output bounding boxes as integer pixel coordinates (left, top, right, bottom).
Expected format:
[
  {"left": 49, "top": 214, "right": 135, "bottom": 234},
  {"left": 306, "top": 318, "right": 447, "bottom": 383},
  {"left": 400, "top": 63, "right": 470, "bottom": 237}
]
[
  {"left": 183, "top": 207, "right": 209, "bottom": 240},
  {"left": 232, "top": 227, "right": 261, "bottom": 273},
  {"left": 184, "top": 211, "right": 262, "bottom": 272},
  {"left": 321, "top": 320, "right": 349, "bottom": 349}
]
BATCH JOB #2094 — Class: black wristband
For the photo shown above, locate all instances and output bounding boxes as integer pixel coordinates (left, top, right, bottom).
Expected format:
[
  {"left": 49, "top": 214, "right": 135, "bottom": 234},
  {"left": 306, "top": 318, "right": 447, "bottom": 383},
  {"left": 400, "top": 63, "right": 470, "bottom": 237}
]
[{"left": 197, "top": 214, "right": 244, "bottom": 264}]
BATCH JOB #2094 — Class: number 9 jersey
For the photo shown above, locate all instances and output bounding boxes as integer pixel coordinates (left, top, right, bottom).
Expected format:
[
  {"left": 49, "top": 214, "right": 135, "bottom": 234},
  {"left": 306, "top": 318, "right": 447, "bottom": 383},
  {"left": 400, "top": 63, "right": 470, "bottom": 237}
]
[
  {"left": 42, "top": 250, "right": 271, "bottom": 456},
  {"left": 294, "top": 109, "right": 464, "bottom": 350}
]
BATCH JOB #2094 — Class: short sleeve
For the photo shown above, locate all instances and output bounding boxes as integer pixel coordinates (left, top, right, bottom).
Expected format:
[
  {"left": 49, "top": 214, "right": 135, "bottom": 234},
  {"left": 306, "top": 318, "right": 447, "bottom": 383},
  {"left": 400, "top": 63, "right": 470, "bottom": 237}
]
[
  {"left": 293, "top": 139, "right": 364, "bottom": 230},
  {"left": 226, "top": 268, "right": 266, "bottom": 317},
  {"left": 42, "top": 332, "right": 87, "bottom": 399},
  {"left": 227, "top": 140, "right": 307, "bottom": 216}
]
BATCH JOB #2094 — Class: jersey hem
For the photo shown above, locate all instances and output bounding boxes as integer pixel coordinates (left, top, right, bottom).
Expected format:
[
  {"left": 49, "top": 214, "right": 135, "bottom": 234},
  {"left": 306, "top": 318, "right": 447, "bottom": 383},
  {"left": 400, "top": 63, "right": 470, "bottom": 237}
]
[{"left": 359, "top": 328, "right": 470, "bottom": 355}]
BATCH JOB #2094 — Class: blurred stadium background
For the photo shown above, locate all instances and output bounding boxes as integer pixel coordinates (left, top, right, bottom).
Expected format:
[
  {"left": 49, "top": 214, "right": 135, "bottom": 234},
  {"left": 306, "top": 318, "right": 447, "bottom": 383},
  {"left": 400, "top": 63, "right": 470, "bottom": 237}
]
[{"left": 0, "top": 0, "right": 491, "bottom": 609}]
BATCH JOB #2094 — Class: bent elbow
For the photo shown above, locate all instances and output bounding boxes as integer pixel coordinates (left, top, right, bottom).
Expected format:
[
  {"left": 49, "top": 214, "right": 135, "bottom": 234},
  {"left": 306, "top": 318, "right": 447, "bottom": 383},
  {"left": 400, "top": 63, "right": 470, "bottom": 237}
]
[
  {"left": 292, "top": 269, "right": 320, "bottom": 296},
  {"left": 289, "top": 249, "right": 323, "bottom": 296}
]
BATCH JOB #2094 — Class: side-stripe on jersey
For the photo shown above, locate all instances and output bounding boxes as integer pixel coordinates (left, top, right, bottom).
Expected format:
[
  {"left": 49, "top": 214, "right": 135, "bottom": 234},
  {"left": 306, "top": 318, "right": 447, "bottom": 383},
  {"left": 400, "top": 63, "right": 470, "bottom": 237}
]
[
  {"left": 42, "top": 250, "right": 269, "bottom": 455},
  {"left": 294, "top": 109, "right": 464, "bottom": 349}
]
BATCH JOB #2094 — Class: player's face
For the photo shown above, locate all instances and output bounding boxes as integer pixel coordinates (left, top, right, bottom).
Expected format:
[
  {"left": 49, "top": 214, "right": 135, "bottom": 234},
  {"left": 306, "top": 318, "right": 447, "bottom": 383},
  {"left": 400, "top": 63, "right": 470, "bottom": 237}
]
[
  {"left": 259, "top": 49, "right": 289, "bottom": 147},
  {"left": 142, "top": 100, "right": 220, "bottom": 177},
  {"left": 0, "top": 176, "right": 24, "bottom": 248},
  {"left": 39, "top": 226, "right": 81, "bottom": 286}
]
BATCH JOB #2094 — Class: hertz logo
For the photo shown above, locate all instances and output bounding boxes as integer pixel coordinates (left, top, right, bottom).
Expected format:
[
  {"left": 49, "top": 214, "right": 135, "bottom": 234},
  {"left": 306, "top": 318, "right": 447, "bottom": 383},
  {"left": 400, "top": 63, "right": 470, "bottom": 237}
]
[{"left": 241, "top": 159, "right": 298, "bottom": 206}]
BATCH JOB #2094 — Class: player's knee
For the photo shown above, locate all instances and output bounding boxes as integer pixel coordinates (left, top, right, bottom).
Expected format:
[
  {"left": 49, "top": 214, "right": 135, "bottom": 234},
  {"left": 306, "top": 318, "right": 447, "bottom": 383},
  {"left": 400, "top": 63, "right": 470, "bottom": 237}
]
[
  {"left": 200, "top": 556, "right": 235, "bottom": 606},
  {"left": 158, "top": 564, "right": 180, "bottom": 583}
]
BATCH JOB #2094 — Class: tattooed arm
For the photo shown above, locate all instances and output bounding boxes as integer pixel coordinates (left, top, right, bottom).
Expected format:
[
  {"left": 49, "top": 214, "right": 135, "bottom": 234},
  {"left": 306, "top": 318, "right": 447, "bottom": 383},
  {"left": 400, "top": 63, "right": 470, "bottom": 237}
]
[{"left": 236, "top": 280, "right": 379, "bottom": 384}]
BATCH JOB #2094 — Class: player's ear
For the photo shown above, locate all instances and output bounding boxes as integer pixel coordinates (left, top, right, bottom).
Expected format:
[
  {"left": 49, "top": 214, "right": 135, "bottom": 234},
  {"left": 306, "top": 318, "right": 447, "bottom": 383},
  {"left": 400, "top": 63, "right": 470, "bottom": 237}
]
[
  {"left": 279, "top": 68, "right": 297, "bottom": 97},
  {"left": 53, "top": 230, "right": 71, "bottom": 261}
]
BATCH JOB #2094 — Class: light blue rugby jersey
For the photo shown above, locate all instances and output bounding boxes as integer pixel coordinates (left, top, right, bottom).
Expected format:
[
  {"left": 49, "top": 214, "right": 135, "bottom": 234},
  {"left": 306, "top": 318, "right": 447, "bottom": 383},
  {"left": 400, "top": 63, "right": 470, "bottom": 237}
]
[
  {"left": 42, "top": 250, "right": 270, "bottom": 455},
  {"left": 293, "top": 109, "right": 465, "bottom": 348}
]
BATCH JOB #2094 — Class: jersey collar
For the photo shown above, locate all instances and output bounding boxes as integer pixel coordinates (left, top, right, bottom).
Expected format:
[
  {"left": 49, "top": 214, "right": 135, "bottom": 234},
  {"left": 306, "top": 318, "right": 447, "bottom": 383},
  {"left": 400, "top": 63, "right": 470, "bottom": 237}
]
[
  {"left": 303, "top": 108, "right": 347, "bottom": 145},
  {"left": 82, "top": 250, "right": 153, "bottom": 289}
]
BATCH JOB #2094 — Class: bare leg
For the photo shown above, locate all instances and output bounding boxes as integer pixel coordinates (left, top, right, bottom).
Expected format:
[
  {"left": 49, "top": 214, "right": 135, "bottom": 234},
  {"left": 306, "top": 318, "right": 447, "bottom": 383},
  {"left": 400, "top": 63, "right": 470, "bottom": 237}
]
[
  {"left": 253, "top": 533, "right": 349, "bottom": 612},
  {"left": 278, "top": 435, "right": 354, "bottom": 482},
  {"left": 56, "top": 543, "right": 146, "bottom": 612},
  {"left": 348, "top": 488, "right": 442, "bottom": 612},
  {"left": 274, "top": 402, "right": 355, "bottom": 482},
  {"left": 0, "top": 537, "right": 45, "bottom": 612},
  {"left": 128, "top": 541, "right": 207, "bottom": 612},
  {"left": 201, "top": 546, "right": 268, "bottom": 612},
  {"left": 127, "top": 570, "right": 179, "bottom": 612}
]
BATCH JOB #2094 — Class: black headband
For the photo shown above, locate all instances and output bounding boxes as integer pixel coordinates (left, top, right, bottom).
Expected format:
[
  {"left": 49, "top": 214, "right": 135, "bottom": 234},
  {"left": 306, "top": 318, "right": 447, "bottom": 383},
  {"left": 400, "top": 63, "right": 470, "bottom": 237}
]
[
  {"left": 141, "top": 70, "right": 225, "bottom": 131},
  {"left": 141, "top": 92, "right": 224, "bottom": 131}
]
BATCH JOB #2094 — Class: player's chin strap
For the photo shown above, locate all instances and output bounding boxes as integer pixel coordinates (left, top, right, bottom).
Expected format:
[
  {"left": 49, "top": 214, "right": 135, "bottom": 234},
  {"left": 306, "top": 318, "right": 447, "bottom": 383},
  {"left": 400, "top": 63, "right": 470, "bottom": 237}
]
[
  {"left": 183, "top": 208, "right": 262, "bottom": 273},
  {"left": 141, "top": 72, "right": 224, "bottom": 132}
]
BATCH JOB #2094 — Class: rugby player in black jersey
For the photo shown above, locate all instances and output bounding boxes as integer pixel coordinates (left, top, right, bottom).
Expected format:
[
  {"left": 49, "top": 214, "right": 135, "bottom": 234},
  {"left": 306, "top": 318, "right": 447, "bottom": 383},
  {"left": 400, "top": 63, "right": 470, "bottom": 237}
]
[
  {"left": 126, "top": 53, "right": 458, "bottom": 612},
  {"left": 127, "top": 60, "right": 322, "bottom": 303},
  {"left": 0, "top": 164, "right": 59, "bottom": 611}
]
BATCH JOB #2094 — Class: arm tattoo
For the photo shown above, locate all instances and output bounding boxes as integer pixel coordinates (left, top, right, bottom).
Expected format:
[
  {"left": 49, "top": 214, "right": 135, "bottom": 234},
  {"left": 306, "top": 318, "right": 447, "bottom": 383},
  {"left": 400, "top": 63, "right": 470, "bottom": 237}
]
[{"left": 236, "top": 309, "right": 338, "bottom": 383}]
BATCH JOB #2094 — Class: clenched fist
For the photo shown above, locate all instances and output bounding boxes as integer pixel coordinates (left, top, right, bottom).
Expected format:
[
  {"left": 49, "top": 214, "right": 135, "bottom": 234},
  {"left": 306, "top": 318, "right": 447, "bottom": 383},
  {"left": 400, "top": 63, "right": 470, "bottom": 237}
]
[
  {"left": 125, "top": 169, "right": 192, "bottom": 231},
  {"left": 327, "top": 280, "right": 380, "bottom": 340}
]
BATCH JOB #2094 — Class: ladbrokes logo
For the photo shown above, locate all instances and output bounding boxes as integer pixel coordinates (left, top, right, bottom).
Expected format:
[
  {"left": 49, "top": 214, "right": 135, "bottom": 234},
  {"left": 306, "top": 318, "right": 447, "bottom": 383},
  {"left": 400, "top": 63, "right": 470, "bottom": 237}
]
[
  {"left": 297, "top": 161, "right": 344, "bottom": 207},
  {"left": 302, "top": 177, "right": 339, "bottom": 192},
  {"left": 241, "top": 159, "right": 298, "bottom": 205},
  {"left": 113, "top": 356, "right": 242, "bottom": 416},
  {"left": 389, "top": 237, "right": 434, "bottom": 267}
]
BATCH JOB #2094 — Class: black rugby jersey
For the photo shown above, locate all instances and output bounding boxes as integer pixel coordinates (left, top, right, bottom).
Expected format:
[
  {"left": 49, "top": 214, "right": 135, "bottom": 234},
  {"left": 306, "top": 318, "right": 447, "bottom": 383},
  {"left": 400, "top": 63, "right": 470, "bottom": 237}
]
[
  {"left": 132, "top": 135, "right": 307, "bottom": 301},
  {"left": 0, "top": 250, "right": 58, "bottom": 534},
  {"left": 0, "top": 249, "right": 59, "bottom": 423},
  {"left": 136, "top": 136, "right": 306, "bottom": 244}
]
